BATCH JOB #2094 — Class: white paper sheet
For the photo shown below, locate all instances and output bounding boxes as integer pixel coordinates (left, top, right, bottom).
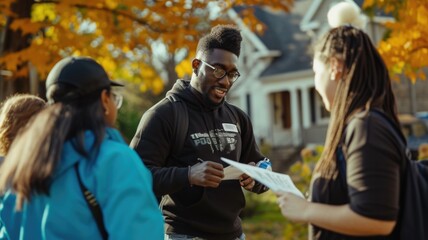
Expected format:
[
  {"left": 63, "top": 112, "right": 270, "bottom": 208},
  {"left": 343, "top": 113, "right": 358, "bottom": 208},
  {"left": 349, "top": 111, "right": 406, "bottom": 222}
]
[
  {"left": 221, "top": 157, "right": 304, "bottom": 198},
  {"left": 223, "top": 166, "right": 244, "bottom": 180}
]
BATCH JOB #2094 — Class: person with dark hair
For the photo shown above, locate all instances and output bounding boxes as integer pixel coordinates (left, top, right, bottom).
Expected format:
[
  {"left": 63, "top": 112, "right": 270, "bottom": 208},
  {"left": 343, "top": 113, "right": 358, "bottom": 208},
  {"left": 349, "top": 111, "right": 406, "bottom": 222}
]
[
  {"left": 130, "top": 25, "right": 268, "bottom": 240},
  {"left": 0, "top": 56, "right": 164, "bottom": 240},
  {"left": 277, "top": 2, "right": 403, "bottom": 239}
]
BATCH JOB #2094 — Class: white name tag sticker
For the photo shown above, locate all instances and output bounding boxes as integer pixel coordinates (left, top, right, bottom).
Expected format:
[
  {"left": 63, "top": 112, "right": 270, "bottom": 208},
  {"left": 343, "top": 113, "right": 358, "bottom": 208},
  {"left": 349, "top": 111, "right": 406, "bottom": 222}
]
[{"left": 222, "top": 123, "right": 238, "bottom": 133}]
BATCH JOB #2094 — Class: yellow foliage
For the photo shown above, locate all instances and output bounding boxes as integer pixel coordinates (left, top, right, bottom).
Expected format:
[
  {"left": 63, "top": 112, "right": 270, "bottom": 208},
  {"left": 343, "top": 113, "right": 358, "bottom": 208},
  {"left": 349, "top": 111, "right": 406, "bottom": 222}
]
[
  {"left": 417, "top": 6, "right": 428, "bottom": 25},
  {"left": 9, "top": 19, "right": 44, "bottom": 35},
  {"left": 139, "top": 84, "right": 147, "bottom": 92},
  {"left": 151, "top": 77, "right": 165, "bottom": 95},
  {"left": 363, "top": 0, "right": 375, "bottom": 8},
  {"left": 175, "top": 58, "right": 193, "bottom": 79},
  {"left": 0, "top": 15, "right": 7, "bottom": 27},
  {"left": 105, "top": 0, "right": 118, "bottom": 9},
  {"left": 98, "top": 57, "right": 117, "bottom": 73},
  {"left": 32, "top": 3, "right": 56, "bottom": 22},
  {"left": 364, "top": 0, "right": 428, "bottom": 83},
  {"left": 0, "top": 0, "right": 294, "bottom": 93}
]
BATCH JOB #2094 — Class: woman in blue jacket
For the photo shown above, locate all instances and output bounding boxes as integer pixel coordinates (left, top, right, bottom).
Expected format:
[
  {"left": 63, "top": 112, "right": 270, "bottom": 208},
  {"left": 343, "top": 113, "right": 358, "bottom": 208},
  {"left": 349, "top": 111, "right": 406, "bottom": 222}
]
[{"left": 0, "top": 56, "right": 164, "bottom": 240}]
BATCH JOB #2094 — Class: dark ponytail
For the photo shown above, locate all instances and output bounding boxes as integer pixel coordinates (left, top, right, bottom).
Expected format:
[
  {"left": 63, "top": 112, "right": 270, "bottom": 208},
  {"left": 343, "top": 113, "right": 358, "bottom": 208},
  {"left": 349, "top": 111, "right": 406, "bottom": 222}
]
[{"left": 0, "top": 84, "right": 109, "bottom": 210}]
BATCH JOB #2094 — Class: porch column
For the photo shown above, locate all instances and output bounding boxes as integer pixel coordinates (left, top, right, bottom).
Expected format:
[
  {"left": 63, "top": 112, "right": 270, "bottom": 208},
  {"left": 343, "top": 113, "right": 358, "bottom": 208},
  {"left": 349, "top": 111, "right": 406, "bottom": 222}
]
[
  {"left": 301, "top": 87, "right": 311, "bottom": 128},
  {"left": 250, "top": 86, "right": 270, "bottom": 140}
]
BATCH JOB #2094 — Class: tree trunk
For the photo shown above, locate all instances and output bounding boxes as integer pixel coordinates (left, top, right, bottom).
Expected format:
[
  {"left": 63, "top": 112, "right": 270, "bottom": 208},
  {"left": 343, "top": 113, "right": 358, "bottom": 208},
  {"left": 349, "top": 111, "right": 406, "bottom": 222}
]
[
  {"left": 164, "top": 54, "right": 179, "bottom": 92},
  {"left": 1, "top": 0, "right": 34, "bottom": 99}
]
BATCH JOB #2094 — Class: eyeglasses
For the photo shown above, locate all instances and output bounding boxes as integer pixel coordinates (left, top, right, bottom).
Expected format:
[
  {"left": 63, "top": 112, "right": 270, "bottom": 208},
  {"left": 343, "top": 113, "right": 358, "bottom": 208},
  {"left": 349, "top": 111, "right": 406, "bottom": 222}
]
[
  {"left": 111, "top": 92, "right": 123, "bottom": 109},
  {"left": 199, "top": 59, "right": 240, "bottom": 83}
]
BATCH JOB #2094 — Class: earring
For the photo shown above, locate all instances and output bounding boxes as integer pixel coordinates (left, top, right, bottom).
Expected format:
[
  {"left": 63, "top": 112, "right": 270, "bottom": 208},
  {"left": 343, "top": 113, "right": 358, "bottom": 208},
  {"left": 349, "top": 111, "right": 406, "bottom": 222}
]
[{"left": 105, "top": 109, "right": 109, "bottom": 115}]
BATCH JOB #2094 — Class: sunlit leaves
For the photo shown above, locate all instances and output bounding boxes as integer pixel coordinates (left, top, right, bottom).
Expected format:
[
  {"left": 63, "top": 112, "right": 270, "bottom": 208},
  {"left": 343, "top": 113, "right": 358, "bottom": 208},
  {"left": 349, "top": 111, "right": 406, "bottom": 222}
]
[
  {"left": 364, "top": 0, "right": 428, "bottom": 83},
  {"left": 175, "top": 56, "right": 194, "bottom": 79},
  {"left": 0, "top": 0, "right": 14, "bottom": 19},
  {"left": 32, "top": 3, "right": 56, "bottom": 22},
  {"left": 0, "top": 15, "right": 7, "bottom": 27},
  {"left": 0, "top": 0, "right": 293, "bottom": 92},
  {"left": 9, "top": 19, "right": 45, "bottom": 35}
]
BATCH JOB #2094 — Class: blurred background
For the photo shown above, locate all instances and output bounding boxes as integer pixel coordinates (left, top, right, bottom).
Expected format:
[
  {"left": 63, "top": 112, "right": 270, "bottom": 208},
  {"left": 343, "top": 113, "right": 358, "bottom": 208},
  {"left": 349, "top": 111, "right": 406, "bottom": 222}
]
[{"left": 1, "top": 0, "right": 427, "bottom": 239}]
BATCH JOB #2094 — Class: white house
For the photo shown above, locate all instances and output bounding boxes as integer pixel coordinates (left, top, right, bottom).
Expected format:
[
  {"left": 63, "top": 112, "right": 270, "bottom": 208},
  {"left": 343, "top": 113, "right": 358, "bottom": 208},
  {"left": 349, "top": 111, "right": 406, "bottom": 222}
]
[
  {"left": 227, "top": 0, "right": 428, "bottom": 159},
  {"left": 228, "top": 1, "right": 327, "bottom": 152}
]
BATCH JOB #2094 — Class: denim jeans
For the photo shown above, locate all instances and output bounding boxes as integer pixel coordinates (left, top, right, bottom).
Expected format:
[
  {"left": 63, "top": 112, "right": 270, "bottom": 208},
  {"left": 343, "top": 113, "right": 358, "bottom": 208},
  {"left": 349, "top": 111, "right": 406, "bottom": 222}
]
[{"left": 165, "top": 233, "right": 246, "bottom": 240}]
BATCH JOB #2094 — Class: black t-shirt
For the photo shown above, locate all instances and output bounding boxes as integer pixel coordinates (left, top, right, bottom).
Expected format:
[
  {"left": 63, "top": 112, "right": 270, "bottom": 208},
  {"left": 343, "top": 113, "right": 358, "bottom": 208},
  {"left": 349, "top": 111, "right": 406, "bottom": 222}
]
[{"left": 311, "top": 111, "right": 404, "bottom": 240}]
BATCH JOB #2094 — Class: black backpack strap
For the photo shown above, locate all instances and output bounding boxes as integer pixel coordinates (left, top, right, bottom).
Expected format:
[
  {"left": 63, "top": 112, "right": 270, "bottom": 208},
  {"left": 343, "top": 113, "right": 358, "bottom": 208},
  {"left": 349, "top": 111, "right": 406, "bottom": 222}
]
[
  {"left": 370, "top": 109, "right": 411, "bottom": 165},
  {"left": 74, "top": 164, "right": 108, "bottom": 240},
  {"left": 166, "top": 94, "right": 189, "bottom": 157}
]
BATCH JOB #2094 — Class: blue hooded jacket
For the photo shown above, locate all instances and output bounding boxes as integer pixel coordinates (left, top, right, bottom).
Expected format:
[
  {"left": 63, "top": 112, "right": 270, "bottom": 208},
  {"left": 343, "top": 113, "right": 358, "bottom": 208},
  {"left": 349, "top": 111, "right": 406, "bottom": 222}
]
[
  {"left": 0, "top": 218, "right": 9, "bottom": 240},
  {"left": 1, "top": 128, "right": 164, "bottom": 240}
]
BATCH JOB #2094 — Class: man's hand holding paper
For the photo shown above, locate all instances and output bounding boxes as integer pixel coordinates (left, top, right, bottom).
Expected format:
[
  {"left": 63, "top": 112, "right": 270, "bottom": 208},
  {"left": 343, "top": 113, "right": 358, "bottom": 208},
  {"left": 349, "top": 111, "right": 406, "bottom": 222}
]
[
  {"left": 222, "top": 166, "right": 243, "bottom": 180},
  {"left": 221, "top": 157, "right": 304, "bottom": 198}
]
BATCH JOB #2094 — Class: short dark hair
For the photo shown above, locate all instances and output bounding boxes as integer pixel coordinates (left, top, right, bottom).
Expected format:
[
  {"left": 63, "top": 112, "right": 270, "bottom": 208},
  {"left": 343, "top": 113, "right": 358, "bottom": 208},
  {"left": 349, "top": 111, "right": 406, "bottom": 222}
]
[{"left": 196, "top": 25, "right": 242, "bottom": 57}]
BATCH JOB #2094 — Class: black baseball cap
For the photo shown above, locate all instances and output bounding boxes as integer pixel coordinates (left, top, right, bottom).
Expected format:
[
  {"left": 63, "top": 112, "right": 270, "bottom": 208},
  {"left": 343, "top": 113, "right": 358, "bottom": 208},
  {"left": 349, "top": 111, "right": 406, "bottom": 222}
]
[{"left": 46, "top": 56, "right": 124, "bottom": 99}]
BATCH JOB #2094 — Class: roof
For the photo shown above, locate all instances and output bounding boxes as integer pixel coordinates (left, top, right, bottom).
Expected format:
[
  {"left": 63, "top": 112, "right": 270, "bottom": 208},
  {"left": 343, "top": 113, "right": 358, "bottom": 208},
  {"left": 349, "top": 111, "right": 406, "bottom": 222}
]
[{"left": 235, "top": 5, "right": 313, "bottom": 77}]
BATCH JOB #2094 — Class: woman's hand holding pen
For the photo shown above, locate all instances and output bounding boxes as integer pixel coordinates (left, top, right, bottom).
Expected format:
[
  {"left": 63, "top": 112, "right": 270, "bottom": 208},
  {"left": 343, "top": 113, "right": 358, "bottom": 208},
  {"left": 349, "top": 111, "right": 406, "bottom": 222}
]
[{"left": 189, "top": 159, "right": 224, "bottom": 188}]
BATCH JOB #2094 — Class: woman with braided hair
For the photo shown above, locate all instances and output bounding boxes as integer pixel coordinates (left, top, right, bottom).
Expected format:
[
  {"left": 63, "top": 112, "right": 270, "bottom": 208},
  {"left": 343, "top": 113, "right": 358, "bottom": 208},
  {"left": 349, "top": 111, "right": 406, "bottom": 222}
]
[{"left": 277, "top": 2, "right": 403, "bottom": 239}]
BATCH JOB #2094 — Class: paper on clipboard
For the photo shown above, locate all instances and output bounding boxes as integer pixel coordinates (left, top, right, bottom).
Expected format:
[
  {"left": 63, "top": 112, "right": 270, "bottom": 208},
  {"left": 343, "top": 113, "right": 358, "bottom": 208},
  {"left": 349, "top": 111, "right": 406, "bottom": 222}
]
[
  {"left": 223, "top": 166, "right": 243, "bottom": 180},
  {"left": 221, "top": 157, "right": 304, "bottom": 198}
]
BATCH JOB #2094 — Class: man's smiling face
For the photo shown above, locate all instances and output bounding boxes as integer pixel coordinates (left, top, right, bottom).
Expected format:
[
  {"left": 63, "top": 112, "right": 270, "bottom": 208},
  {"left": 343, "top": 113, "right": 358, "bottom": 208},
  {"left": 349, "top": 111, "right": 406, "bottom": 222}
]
[{"left": 192, "top": 48, "right": 239, "bottom": 105}]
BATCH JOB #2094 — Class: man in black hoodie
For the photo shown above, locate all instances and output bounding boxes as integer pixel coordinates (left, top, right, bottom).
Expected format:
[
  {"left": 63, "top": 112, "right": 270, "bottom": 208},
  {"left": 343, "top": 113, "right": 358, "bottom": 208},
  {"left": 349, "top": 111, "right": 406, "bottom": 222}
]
[{"left": 130, "top": 25, "right": 268, "bottom": 240}]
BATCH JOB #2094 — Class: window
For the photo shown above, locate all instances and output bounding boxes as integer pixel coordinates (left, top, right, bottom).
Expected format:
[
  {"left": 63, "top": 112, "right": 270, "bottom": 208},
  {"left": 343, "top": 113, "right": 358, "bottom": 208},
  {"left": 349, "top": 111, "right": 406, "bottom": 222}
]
[{"left": 271, "top": 91, "right": 292, "bottom": 129}]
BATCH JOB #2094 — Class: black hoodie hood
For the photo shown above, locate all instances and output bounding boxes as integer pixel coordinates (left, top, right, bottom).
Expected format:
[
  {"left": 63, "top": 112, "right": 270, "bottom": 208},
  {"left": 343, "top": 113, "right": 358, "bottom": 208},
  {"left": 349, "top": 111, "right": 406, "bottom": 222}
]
[{"left": 166, "top": 79, "right": 225, "bottom": 112}]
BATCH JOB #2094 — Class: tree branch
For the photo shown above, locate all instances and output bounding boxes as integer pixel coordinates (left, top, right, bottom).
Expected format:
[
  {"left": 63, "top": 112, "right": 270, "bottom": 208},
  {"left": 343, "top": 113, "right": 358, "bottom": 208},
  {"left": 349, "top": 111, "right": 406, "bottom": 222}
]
[
  {"left": 410, "top": 45, "right": 428, "bottom": 54},
  {"left": 35, "top": 1, "right": 170, "bottom": 33}
]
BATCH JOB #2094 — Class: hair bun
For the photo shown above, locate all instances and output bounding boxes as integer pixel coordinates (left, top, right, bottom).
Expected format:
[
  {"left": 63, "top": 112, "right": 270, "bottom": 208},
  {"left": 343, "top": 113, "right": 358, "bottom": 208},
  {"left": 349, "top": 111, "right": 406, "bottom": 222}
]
[{"left": 327, "top": 0, "right": 367, "bottom": 29}]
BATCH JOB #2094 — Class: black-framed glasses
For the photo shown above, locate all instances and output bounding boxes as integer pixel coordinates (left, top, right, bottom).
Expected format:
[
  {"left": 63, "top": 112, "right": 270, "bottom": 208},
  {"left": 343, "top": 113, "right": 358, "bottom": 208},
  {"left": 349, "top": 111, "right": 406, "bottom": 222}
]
[
  {"left": 199, "top": 59, "right": 240, "bottom": 83},
  {"left": 111, "top": 92, "right": 123, "bottom": 109}
]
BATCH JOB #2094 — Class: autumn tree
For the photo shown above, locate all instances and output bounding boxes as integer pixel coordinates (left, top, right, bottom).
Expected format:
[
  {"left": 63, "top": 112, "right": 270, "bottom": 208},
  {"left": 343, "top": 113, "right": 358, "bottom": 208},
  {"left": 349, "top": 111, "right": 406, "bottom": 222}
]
[
  {"left": 0, "top": 0, "right": 35, "bottom": 97},
  {"left": 363, "top": 0, "right": 428, "bottom": 82},
  {"left": 0, "top": 0, "right": 293, "bottom": 98}
]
